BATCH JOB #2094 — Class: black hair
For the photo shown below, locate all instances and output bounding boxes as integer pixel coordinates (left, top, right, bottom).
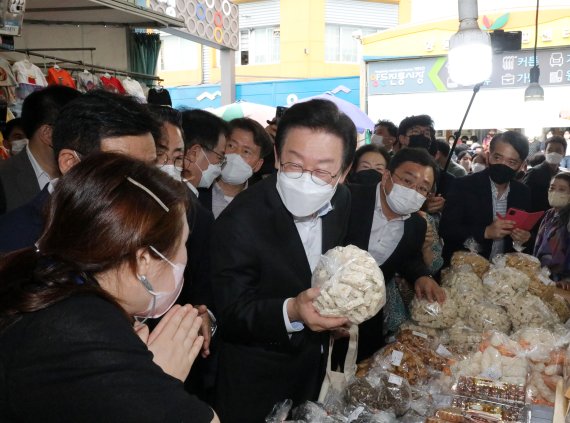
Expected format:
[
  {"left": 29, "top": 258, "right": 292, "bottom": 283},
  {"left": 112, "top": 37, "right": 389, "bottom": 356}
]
[
  {"left": 397, "top": 114, "right": 434, "bottom": 137},
  {"left": 52, "top": 91, "right": 161, "bottom": 157},
  {"left": 228, "top": 117, "right": 273, "bottom": 158},
  {"left": 457, "top": 150, "right": 472, "bottom": 161},
  {"left": 545, "top": 135, "right": 567, "bottom": 153},
  {"left": 528, "top": 152, "right": 546, "bottom": 167},
  {"left": 2, "top": 118, "right": 23, "bottom": 140},
  {"left": 180, "top": 109, "right": 229, "bottom": 151},
  {"left": 21, "top": 86, "right": 81, "bottom": 139},
  {"left": 148, "top": 105, "right": 184, "bottom": 147},
  {"left": 435, "top": 139, "right": 451, "bottom": 157},
  {"left": 490, "top": 131, "right": 530, "bottom": 161},
  {"left": 461, "top": 135, "right": 469, "bottom": 141},
  {"left": 351, "top": 144, "right": 391, "bottom": 174},
  {"left": 275, "top": 99, "right": 357, "bottom": 172},
  {"left": 387, "top": 147, "right": 439, "bottom": 191},
  {"left": 470, "top": 135, "right": 479, "bottom": 142},
  {"left": 375, "top": 119, "right": 397, "bottom": 137}
]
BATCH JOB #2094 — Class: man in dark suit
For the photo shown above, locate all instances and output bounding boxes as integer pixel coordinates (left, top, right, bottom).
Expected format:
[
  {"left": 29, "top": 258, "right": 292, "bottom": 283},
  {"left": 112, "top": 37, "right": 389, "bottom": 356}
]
[
  {"left": 441, "top": 131, "right": 532, "bottom": 263},
  {"left": 0, "top": 91, "right": 159, "bottom": 254},
  {"left": 523, "top": 135, "right": 567, "bottom": 213},
  {"left": 0, "top": 86, "right": 80, "bottom": 213},
  {"left": 341, "top": 148, "right": 446, "bottom": 361},
  {"left": 211, "top": 100, "right": 355, "bottom": 423}
]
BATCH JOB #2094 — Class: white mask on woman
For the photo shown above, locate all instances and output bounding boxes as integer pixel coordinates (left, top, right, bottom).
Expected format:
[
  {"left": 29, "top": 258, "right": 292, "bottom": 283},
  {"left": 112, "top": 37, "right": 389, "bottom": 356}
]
[
  {"left": 220, "top": 153, "right": 253, "bottom": 185},
  {"left": 135, "top": 246, "right": 185, "bottom": 320},
  {"left": 383, "top": 173, "right": 427, "bottom": 215},
  {"left": 548, "top": 191, "right": 570, "bottom": 209},
  {"left": 276, "top": 170, "right": 337, "bottom": 217}
]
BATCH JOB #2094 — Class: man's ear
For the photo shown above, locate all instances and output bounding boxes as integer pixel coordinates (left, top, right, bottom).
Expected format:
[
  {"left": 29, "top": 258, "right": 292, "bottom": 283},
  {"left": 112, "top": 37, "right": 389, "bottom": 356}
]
[
  {"left": 57, "top": 149, "right": 81, "bottom": 174},
  {"left": 273, "top": 145, "right": 279, "bottom": 170},
  {"left": 252, "top": 158, "right": 264, "bottom": 173},
  {"left": 38, "top": 124, "right": 53, "bottom": 147},
  {"left": 185, "top": 144, "right": 200, "bottom": 164}
]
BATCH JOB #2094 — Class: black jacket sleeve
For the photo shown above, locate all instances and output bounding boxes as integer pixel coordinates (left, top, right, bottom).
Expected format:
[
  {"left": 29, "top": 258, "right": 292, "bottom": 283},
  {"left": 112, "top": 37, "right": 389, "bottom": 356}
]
[{"left": 0, "top": 296, "right": 214, "bottom": 423}]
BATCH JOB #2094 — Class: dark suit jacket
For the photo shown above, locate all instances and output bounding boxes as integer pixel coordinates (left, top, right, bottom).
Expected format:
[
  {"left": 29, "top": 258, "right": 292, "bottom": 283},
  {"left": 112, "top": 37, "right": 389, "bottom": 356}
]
[
  {"left": 0, "top": 295, "right": 214, "bottom": 422},
  {"left": 211, "top": 174, "right": 351, "bottom": 423},
  {"left": 0, "top": 185, "right": 49, "bottom": 254},
  {"left": 342, "top": 183, "right": 429, "bottom": 361},
  {"left": 440, "top": 168, "right": 531, "bottom": 262},
  {"left": 522, "top": 161, "right": 557, "bottom": 213},
  {"left": 0, "top": 148, "right": 41, "bottom": 214},
  {"left": 197, "top": 186, "right": 213, "bottom": 213}
]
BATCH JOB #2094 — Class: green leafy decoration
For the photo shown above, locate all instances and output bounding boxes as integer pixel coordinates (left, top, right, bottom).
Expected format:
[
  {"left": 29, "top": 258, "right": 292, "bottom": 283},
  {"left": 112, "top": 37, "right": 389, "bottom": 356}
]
[{"left": 490, "top": 13, "right": 510, "bottom": 30}]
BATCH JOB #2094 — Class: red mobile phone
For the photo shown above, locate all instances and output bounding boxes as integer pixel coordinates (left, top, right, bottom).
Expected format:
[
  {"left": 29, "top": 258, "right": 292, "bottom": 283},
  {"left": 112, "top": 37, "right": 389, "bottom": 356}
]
[{"left": 500, "top": 208, "right": 544, "bottom": 231}]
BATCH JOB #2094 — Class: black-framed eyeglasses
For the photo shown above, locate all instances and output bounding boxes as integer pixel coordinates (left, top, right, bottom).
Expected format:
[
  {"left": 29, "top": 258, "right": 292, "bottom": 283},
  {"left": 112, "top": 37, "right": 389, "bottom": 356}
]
[
  {"left": 280, "top": 162, "right": 341, "bottom": 186},
  {"left": 391, "top": 171, "right": 431, "bottom": 197},
  {"left": 156, "top": 150, "right": 184, "bottom": 170},
  {"left": 202, "top": 146, "right": 227, "bottom": 168}
]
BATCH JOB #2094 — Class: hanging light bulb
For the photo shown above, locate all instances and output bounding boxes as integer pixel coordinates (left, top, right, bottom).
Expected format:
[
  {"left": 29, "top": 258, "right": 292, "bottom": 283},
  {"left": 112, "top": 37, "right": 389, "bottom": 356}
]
[
  {"left": 448, "top": 0, "right": 493, "bottom": 86},
  {"left": 525, "top": 0, "right": 544, "bottom": 102}
]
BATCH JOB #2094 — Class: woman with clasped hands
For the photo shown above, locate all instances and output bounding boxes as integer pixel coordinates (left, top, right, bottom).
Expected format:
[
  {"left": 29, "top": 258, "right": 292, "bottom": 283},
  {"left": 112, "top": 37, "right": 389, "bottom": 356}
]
[{"left": 0, "top": 152, "right": 220, "bottom": 423}]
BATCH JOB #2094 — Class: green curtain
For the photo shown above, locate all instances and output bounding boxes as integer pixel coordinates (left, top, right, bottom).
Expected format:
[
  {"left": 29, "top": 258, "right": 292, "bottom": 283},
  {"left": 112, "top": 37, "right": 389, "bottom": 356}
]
[{"left": 128, "top": 31, "right": 161, "bottom": 86}]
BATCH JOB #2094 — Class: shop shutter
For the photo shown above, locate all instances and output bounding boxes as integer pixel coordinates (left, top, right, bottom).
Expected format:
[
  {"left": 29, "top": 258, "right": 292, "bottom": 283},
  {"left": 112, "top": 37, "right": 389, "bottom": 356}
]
[
  {"left": 325, "top": 0, "right": 398, "bottom": 29},
  {"left": 238, "top": 0, "right": 280, "bottom": 29}
]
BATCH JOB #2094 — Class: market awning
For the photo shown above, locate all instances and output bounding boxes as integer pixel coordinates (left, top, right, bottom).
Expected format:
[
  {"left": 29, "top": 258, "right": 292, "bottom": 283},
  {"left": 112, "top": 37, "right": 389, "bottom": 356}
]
[{"left": 25, "top": 0, "right": 185, "bottom": 28}]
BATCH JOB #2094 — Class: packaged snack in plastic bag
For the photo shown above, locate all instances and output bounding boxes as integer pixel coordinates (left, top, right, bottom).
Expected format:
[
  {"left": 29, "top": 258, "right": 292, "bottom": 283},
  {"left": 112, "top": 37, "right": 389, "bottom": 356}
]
[
  {"left": 410, "top": 289, "right": 457, "bottom": 329},
  {"left": 312, "top": 245, "right": 386, "bottom": 324},
  {"left": 265, "top": 399, "right": 293, "bottom": 423},
  {"left": 399, "top": 322, "right": 442, "bottom": 339},
  {"left": 454, "top": 376, "right": 526, "bottom": 405},
  {"left": 371, "top": 342, "right": 429, "bottom": 385},
  {"left": 290, "top": 401, "right": 328, "bottom": 422},
  {"left": 345, "top": 372, "right": 412, "bottom": 417},
  {"left": 446, "top": 321, "right": 483, "bottom": 354},
  {"left": 482, "top": 266, "right": 530, "bottom": 307},
  {"left": 504, "top": 293, "right": 560, "bottom": 331},
  {"left": 450, "top": 240, "right": 490, "bottom": 278},
  {"left": 493, "top": 252, "right": 541, "bottom": 274},
  {"left": 544, "top": 294, "right": 570, "bottom": 322},
  {"left": 465, "top": 302, "right": 511, "bottom": 334}
]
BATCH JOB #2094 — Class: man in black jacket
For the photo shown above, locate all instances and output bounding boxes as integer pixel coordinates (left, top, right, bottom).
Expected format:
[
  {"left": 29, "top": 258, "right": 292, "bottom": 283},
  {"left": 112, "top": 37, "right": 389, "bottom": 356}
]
[
  {"left": 342, "top": 148, "right": 445, "bottom": 361},
  {"left": 441, "top": 131, "right": 532, "bottom": 262},
  {"left": 211, "top": 100, "right": 355, "bottom": 423}
]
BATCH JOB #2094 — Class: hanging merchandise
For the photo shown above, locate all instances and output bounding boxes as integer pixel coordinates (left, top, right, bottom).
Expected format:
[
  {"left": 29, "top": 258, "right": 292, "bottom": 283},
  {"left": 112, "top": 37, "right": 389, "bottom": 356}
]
[
  {"left": 76, "top": 70, "right": 101, "bottom": 93},
  {"left": 147, "top": 86, "right": 171, "bottom": 106},
  {"left": 121, "top": 76, "right": 146, "bottom": 102},
  {"left": 100, "top": 74, "right": 126, "bottom": 94},
  {"left": 47, "top": 66, "right": 76, "bottom": 89},
  {"left": 12, "top": 59, "right": 47, "bottom": 86},
  {"left": 0, "top": 57, "right": 16, "bottom": 87}
]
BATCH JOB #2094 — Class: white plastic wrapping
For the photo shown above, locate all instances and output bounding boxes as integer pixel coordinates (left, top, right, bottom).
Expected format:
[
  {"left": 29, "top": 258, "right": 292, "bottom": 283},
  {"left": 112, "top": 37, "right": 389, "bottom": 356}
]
[
  {"left": 482, "top": 266, "right": 530, "bottom": 307},
  {"left": 410, "top": 288, "right": 457, "bottom": 329},
  {"left": 312, "top": 245, "right": 386, "bottom": 324}
]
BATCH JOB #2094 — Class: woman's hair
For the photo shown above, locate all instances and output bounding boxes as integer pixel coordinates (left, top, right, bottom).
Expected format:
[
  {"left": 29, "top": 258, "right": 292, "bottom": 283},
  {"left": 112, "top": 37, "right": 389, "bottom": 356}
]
[
  {"left": 0, "top": 152, "right": 188, "bottom": 332},
  {"left": 351, "top": 144, "right": 391, "bottom": 174},
  {"left": 456, "top": 150, "right": 472, "bottom": 162},
  {"left": 552, "top": 172, "right": 570, "bottom": 230}
]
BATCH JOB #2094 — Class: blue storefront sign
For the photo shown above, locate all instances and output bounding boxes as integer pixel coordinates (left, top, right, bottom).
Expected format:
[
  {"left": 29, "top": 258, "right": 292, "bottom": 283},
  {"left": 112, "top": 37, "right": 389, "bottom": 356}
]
[{"left": 168, "top": 76, "right": 360, "bottom": 109}]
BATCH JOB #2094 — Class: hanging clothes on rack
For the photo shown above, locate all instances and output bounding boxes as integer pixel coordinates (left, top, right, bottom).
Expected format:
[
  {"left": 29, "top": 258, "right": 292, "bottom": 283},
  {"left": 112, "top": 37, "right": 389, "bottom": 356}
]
[
  {"left": 76, "top": 70, "right": 101, "bottom": 93},
  {"left": 0, "top": 57, "right": 17, "bottom": 87},
  {"left": 12, "top": 59, "right": 47, "bottom": 86},
  {"left": 100, "top": 74, "right": 126, "bottom": 94},
  {"left": 147, "top": 85, "right": 172, "bottom": 106},
  {"left": 47, "top": 66, "right": 76, "bottom": 89},
  {"left": 121, "top": 76, "right": 146, "bottom": 102}
]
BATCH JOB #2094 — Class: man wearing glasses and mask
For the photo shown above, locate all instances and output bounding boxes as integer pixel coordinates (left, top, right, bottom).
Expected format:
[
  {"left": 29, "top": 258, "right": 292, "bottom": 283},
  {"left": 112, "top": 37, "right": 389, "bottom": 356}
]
[
  {"left": 211, "top": 100, "right": 355, "bottom": 423},
  {"left": 180, "top": 109, "right": 228, "bottom": 196}
]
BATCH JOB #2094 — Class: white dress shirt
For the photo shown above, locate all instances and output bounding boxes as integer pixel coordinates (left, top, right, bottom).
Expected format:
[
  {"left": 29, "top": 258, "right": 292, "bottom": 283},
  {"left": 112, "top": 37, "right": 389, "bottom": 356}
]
[
  {"left": 490, "top": 179, "right": 510, "bottom": 259},
  {"left": 282, "top": 201, "right": 334, "bottom": 334},
  {"left": 212, "top": 182, "right": 235, "bottom": 219},
  {"left": 368, "top": 183, "right": 409, "bottom": 266},
  {"left": 184, "top": 180, "right": 199, "bottom": 197},
  {"left": 26, "top": 145, "right": 51, "bottom": 190}
]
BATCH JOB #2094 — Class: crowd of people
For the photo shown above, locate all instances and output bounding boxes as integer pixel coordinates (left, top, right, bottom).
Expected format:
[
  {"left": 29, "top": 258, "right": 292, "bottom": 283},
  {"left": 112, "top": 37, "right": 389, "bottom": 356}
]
[{"left": 0, "top": 87, "right": 568, "bottom": 422}]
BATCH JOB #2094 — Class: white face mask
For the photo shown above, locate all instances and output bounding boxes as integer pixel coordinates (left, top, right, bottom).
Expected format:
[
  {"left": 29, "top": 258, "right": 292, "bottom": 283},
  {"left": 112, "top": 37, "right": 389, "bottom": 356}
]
[
  {"left": 196, "top": 148, "right": 222, "bottom": 188},
  {"left": 10, "top": 138, "right": 28, "bottom": 154},
  {"left": 276, "top": 170, "right": 338, "bottom": 217},
  {"left": 371, "top": 134, "right": 384, "bottom": 146},
  {"left": 548, "top": 191, "right": 570, "bottom": 209},
  {"left": 135, "top": 246, "right": 185, "bottom": 320},
  {"left": 545, "top": 152, "right": 564, "bottom": 166},
  {"left": 472, "top": 163, "right": 486, "bottom": 173},
  {"left": 383, "top": 173, "right": 427, "bottom": 215},
  {"left": 158, "top": 163, "right": 182, "bottom": 181},
  {"left": 220, "top": 153, "right": 253, "bottom": 185}
]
